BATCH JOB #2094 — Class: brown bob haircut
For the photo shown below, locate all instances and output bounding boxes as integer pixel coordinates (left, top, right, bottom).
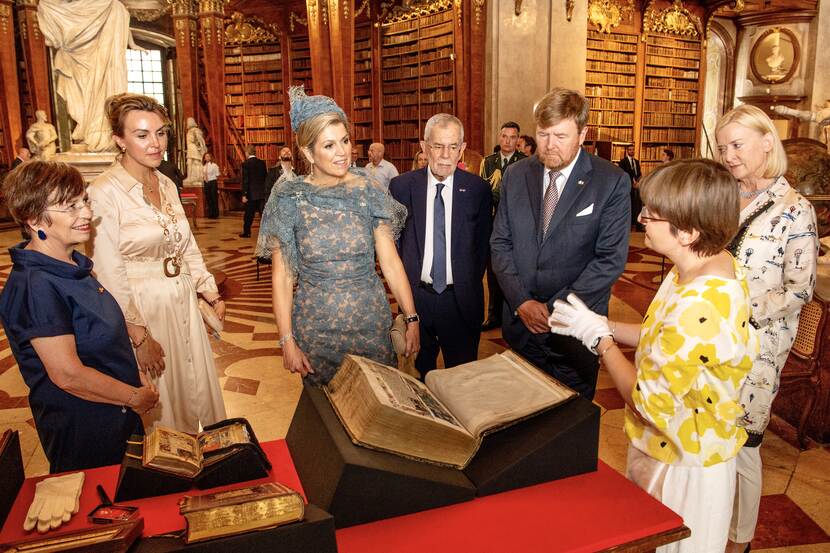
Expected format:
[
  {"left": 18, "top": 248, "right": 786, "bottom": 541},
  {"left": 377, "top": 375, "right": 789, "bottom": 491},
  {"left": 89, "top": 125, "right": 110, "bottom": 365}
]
[
  {"left": 639, "top": 159, "right": 739, "bottom": 257},
  {"left": 105, "top": 92, "right": 172, "bottom": 138},
  {"left": 533, "top": 87, "right": 590, "bottom": 132},
  {"left": 2, "top": 161, "right": 86, "bottom": 239}
]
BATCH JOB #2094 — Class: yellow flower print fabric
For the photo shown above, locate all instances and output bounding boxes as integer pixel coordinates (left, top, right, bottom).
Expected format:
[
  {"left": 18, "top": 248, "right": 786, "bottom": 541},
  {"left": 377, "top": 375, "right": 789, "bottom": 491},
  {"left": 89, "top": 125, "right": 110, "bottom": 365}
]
[{"left": 624, "top": 261, "right": 758, "bottom": 467}]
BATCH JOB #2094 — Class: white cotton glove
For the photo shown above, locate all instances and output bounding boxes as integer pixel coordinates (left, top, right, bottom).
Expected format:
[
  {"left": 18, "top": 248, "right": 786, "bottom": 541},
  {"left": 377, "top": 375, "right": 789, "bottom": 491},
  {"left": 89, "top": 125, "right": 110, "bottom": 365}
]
[
  {"left": 24, "top": 472, "right": 84, "bottom": 533},
  {"left": 548, "top": 293, "right": 612, "bottom": 354}
]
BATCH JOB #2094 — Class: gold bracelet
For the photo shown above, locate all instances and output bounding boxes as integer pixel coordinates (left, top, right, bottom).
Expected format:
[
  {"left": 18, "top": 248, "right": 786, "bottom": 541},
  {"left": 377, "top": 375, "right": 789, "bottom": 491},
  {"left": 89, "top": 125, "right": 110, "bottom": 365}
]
[
  {"left": 130, "top": 327, "right": 148, "bottom": 349},
  {"left": 598, "top": 339, "right": 616, "bottom": 358}
]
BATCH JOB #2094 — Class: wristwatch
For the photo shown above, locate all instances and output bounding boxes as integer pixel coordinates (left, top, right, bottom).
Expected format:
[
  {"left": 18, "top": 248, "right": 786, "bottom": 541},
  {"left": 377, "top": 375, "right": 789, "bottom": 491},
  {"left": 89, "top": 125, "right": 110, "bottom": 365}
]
[{"left": 404, "top": 314, "right": 420, "bottom": 324}]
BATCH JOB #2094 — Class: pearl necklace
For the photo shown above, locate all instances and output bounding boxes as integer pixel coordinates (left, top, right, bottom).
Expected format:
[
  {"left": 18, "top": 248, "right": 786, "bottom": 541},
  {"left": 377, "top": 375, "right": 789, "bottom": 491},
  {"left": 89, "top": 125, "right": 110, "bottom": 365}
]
[{"left": 739, "top": 180, "right": 775, "bottom": 199}]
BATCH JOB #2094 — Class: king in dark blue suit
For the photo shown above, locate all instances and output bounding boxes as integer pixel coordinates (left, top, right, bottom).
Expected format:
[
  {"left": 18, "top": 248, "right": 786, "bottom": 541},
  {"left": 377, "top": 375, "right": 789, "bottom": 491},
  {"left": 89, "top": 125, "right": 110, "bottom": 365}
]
[
  {"left": 390, "top": 114, "right": 492, "bottom": 377},
  {"left": 490, "top": 88, "right": 630, "bottom": 399}
]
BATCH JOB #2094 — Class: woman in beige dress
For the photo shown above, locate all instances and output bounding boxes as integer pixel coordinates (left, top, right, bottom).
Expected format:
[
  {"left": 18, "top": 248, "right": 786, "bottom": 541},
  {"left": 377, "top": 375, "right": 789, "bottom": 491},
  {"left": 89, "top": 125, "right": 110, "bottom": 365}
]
[{"left": 88, "top": 93, "right": 226, "bottom": 433}]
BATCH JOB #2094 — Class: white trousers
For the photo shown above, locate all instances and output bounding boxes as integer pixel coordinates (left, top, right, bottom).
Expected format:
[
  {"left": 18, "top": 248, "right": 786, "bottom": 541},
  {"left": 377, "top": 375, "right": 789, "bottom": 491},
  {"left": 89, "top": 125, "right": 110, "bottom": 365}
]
[
  {"left": 729, "top": 446, "right": 763, "bottom": 543},
  {"left": 626, "top": 445, "right": 736, "bottom": 553}
]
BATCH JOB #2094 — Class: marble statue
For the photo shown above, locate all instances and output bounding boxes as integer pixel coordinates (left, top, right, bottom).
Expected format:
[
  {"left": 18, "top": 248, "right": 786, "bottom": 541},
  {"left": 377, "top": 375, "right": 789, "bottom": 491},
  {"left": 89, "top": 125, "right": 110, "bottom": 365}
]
[
  {"left": 25, "top": 111, "right": 59, "bottom": 160},
  {"left": 185, "top": 117, "right": 207, "bottom": 185},
  {"left": 38, "top": 0, "right": 141, "bottom": 152},
  {"left": 772, "top": 101, "right": 830, "bottom": 151}
]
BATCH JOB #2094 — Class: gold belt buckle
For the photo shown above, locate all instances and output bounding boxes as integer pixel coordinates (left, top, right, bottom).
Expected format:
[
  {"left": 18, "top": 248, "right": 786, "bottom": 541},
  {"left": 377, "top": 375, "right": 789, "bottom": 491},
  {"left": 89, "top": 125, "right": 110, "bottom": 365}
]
[{"left": 163, "top": 256, "right": 181, "bottom": 277}]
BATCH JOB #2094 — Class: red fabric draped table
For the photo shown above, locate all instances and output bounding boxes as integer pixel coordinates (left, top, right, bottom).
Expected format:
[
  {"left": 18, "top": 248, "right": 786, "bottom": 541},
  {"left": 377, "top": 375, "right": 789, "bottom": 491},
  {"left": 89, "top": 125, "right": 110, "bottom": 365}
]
[{"left": 0, "top": 440, "right": 687, "bottom": 552}]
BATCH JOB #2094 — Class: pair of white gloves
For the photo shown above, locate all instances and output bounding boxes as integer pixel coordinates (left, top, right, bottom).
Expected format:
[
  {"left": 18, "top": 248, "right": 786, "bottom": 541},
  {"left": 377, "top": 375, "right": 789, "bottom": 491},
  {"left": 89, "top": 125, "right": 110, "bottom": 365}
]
[
  {"left": 24, "top": 472, "right": 84, "bottom": 533},
  {"left": 547, "top": 294, "right": 612, "bottom": 354}
]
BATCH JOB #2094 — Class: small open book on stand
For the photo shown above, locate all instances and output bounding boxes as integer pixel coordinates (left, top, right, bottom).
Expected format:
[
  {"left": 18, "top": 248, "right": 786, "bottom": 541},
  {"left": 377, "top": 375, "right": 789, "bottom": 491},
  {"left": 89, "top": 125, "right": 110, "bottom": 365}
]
[
  {"left": 115, "top": 418, "right": 271, "bottom": 502},
  {"left": 325, "top": 351, "right": 576, "bottom": 468}
]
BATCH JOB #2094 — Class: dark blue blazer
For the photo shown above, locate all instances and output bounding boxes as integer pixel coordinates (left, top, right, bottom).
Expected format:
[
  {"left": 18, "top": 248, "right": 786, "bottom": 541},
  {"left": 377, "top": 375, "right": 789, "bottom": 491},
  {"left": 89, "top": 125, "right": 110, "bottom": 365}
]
[
  {"left": 490, "top": 149, "right": 631, "bottom": 349},
  {"left": 390, "top": 168, "right": 492, "bottom": 326}
]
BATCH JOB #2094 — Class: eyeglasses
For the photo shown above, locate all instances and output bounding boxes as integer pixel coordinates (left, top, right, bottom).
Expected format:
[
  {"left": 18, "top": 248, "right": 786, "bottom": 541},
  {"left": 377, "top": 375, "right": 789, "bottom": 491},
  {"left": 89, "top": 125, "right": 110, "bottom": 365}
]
[
  {"left": 45, "top": 198, "right": 92, "bottom": 215},
  {"left": 638, "top": 208, "right": 670, "bottom": 224},
  {"left": 427, "top": 143, "right": 461, "bottom": 155}
]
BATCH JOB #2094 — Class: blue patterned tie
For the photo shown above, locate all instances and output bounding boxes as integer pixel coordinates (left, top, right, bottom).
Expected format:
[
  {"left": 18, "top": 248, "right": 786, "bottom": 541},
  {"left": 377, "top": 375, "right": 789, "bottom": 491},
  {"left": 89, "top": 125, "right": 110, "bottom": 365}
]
[{"left": 431, "top": 182, "right": 446, "bottom": 293}]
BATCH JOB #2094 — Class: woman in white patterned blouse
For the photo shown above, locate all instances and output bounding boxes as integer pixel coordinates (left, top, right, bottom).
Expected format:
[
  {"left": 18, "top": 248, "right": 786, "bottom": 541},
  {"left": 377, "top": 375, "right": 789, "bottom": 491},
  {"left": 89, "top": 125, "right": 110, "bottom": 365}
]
[{"left": 716, "top": 104, "right": 818, "bottom": 553}]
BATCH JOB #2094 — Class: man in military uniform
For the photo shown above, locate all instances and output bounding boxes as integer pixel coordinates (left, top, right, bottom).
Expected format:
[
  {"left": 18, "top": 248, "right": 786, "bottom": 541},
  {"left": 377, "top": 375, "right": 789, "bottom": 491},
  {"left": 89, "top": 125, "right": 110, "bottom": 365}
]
[{"left": 479, "top": 121, "right": 526, "bottom": 330}]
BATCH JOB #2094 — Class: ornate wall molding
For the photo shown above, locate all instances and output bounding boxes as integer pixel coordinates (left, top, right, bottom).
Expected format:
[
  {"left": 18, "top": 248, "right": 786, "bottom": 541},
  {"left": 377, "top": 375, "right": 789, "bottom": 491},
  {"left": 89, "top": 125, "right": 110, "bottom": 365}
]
[
  {"left": 380, "top": 0, "right": 453, "bottom": 24},
  {"left": 355, "top": 0, "right": 370, "bottom": 19},
  {"left": 129, "top": 6, "right": 171, "bottom": 21},
  {"left": 14, "top": 0, "right": 38, "bottom": 7},
  {"left": 225, "top": 11, "right": 279, "bottom": 44},
  {"left": 289, "top": 11, "right": 307, "bottom": 32},
  {"left": 643, "top": 0, "right": 701, "bottom": 38},
  {"left": 197, "top": 0, "right": 225, "bottom": 15},
  {"left": 168, "top": 0, "right": 196, "bottom": 17},
  {"left": 587, "top": 0, "right": 634, "bottom": 34},
  {"left": 1, "top": 3, "right": 12, "bottom": 36}
]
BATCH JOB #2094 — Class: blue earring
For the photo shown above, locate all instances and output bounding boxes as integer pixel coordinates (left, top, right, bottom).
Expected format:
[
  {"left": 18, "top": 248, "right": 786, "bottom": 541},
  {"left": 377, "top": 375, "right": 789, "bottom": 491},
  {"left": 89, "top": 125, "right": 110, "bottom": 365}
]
[{"left": 37, "top": 229, "right": 47, "bottom": 240}]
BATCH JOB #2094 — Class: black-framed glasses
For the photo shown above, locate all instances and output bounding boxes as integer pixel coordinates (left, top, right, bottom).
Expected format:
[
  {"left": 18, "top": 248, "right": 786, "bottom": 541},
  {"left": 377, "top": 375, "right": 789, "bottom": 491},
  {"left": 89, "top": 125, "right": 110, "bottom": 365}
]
[
  {"left": 44, "top": 198, "right": 91, "bottom": 216},
  {"left": 638, "top": 207, "right": 670, "bottom": 224}
]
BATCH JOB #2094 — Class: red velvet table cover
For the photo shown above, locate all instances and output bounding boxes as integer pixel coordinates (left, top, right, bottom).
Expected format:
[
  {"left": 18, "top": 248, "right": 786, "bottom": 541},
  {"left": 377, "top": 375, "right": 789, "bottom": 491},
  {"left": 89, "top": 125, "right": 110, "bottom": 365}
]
[{"left": 0, "top": 440, "right": 683, "bottom": 552}]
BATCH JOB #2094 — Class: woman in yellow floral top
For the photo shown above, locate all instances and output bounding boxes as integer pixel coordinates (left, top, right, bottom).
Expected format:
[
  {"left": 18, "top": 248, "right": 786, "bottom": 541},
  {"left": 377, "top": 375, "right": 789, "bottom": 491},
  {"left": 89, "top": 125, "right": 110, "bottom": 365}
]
[{"left": 549, "top": 159, "right": 758, "bottom": 553}]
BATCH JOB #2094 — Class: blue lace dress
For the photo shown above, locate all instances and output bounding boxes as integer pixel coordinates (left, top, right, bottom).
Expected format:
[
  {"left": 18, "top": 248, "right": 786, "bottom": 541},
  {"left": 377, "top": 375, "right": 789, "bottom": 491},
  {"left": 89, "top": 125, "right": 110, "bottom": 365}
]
[{"left": 257, "top": 170, "right": 405, "bottom": 385}]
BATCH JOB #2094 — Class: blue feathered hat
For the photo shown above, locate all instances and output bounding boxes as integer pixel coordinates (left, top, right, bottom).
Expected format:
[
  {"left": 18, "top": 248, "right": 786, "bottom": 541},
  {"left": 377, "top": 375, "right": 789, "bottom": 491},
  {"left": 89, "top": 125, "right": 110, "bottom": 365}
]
[{"left": 288, "top": 85, "right": 347, "bottom": 132}]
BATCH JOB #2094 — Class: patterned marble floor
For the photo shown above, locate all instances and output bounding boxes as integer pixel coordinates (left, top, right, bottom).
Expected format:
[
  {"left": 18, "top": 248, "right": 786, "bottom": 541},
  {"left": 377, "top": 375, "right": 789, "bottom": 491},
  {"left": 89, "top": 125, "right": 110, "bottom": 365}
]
[{"left": 0, "top": 214, "right": 827, "bottom": 551}]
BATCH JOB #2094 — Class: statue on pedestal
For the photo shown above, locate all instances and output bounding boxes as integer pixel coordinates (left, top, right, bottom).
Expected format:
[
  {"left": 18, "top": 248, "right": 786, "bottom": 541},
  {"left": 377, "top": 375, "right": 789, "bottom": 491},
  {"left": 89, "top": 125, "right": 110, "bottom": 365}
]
[
  {"left": 185, "top": 117, "right": 207, "bottom": 185},
  {"left": 25, "top": 111, "right": 59, "bottom": 160},
  {"left": 38, "top": 0, "right": 142, "bottom": 152},
  {"left": 772, "top": 101, "right": 830, "bottom": 152}
]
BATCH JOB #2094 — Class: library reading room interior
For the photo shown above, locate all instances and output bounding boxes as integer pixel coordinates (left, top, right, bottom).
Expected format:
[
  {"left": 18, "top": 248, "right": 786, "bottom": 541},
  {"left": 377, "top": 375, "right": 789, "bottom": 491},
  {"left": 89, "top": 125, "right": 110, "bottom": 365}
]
[{"left": 0, "top": 0, "right": 829, "bottom": 552}]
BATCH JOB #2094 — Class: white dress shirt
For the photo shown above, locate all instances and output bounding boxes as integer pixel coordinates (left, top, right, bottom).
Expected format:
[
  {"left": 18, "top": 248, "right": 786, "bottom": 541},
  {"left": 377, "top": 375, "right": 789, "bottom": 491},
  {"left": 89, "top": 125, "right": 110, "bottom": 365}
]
[
  {"left": 542, "top": 151, "right": 580, "bottom": 198},
  {"left": 420, "top": 168, "right": 454, "bottom": 286},
  {"left": 203, "top": 162, "right": 220, "bottom": 182}
]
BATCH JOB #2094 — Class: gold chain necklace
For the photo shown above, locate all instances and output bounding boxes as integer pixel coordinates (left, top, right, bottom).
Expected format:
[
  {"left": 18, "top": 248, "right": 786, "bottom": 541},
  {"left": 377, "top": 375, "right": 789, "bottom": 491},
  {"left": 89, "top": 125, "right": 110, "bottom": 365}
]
[{"left": 143, "top": 179, "right": 183, "bottom": 277}]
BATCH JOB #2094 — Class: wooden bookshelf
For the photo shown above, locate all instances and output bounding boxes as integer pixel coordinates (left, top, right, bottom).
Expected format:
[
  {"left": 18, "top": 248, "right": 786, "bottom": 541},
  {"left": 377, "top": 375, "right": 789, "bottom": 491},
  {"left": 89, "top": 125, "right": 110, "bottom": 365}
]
[
  {"left": 585, "top": 30, "right": 637, "bottom": 145},
  {"left": 381, "top": 8, "right": 455, "bottom": 172},
  {"left": 352, "top": 17, "right": 373, "bottom": 155},
  {"left": 224, "top": 40, "right": 285, "bottom": 166},
  {"left": 641, "top": 33, "right": 701, "bottom": 175},
  {"left": 289, "top": 34, "right": 313, "bottom": 94}
]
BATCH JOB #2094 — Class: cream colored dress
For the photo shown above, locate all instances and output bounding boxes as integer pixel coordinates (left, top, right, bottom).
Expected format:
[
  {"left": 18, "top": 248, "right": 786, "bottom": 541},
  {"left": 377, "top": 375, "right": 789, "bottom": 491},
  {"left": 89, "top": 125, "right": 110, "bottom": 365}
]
[{"left": 88, "top": 163, "right": 226, "bottom": 433}]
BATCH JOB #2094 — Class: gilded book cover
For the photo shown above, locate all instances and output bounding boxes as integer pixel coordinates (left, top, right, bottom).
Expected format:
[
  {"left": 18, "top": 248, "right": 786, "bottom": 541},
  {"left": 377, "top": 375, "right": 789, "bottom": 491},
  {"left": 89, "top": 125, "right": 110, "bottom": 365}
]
[{"left": 179, "top": 482, "right": 305, "bottom": 543}]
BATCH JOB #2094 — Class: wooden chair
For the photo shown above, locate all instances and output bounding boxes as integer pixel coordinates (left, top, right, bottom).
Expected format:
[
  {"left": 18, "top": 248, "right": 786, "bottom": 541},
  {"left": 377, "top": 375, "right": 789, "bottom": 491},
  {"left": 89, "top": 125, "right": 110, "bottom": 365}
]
[
  {"left": 780, "top": 294, "right": 827, "bottom": 448},
  {"left": 179, "top": 193, "right": 199, "bottom": 230}
]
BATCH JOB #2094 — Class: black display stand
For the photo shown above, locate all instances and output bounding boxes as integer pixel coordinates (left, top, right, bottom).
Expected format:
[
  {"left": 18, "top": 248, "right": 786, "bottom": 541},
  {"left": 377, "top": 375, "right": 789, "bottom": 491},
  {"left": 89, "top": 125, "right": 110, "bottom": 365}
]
[
  {"left": 129, "top": 503, "right": 337, "bottom": 552},
  {"left": 115, "top": 419, "right": 271, "bottom": 502},
  {"left": 0, "top": 430, "right": 24, "bottom": 530},
  {"left": 464, "top": 397, "right": 600, "bottom": 496},
  {"left": 286, "top": 386, "right": 477, "bottom": 528},
  {"left": 287, "top": 385, "right": 600, "bottom": 528}
]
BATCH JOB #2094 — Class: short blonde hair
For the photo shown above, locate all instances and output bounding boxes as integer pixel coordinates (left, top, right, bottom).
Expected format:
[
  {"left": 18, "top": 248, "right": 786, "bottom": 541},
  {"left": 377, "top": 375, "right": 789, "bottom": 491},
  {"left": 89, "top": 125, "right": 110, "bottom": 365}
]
[
  {"left": 715, "top": 104, "right": 787, "bottom": 178},
  {"left": 533, "top": 88, "right": 590, "bottom": 131},
  {"left": 639, "top": 159, "right": 739, "bottom": 257}
]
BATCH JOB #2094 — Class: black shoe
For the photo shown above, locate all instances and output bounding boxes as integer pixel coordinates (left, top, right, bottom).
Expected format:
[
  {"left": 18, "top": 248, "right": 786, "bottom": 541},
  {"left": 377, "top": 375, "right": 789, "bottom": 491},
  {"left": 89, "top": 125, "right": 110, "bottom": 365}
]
[
  {"left": 239, "top": 232, "right": 251, "bottom": 238},
  {"left": 482, "top": 317, "right": 502, "bottom": 331}
]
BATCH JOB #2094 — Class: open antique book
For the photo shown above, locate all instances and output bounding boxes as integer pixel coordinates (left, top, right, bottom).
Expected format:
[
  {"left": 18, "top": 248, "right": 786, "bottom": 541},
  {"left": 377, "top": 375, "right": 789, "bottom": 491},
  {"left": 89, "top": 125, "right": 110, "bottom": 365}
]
[
  {"left": 142, "top": 422, "right": 253, "bottom": 478},
  {"left": 325, "top": 351, "right": 576, "bottom": 469}
]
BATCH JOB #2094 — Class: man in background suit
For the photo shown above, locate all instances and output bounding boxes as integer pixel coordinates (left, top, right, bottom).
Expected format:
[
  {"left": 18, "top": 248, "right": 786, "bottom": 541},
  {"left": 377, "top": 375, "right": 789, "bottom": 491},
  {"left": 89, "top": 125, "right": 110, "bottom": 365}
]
[
  {"left": 479, "top": 122, "right": 526, "bottom": 331},
  {"left": 618, "top": 144, "right": 642, "bottom": 229},
  {"left": 240, "top": 145, "right": 268, "bottom": 238},
  {"left": 490, "top": 88, "right": 630, "bottom": 398},
  {"left": 11, "top": 148, "right": 30, "bottom": 169},
  {"left": 265, "top": 146, "right": 295, "bottom": 195},
  {"left": 390, "top": 114, "right": 492, "bottom": 377}
]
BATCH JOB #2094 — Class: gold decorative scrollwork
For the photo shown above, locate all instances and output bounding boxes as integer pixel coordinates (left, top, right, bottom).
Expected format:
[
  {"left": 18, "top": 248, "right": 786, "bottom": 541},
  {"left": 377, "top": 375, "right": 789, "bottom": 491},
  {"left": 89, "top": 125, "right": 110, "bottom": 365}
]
[
  {"left": 197, "top": 0, "right": 227, "bottom": 15},
  {"left": 355, "top": 0, "right": 370, "bottom": 19},
  {"left": 0, "top": 5, "right": 10, "bottom": 36},
  {"left": 342, "top": 0, "right": 349, "bottom": 20},
  {"left": 225, "top": 11, "right": 279, "bottom": 44},
  {"left": 731, "top": 0, "right": 745, "bottom": 12},
  {"left": 474, "top": 0, "right": 486, "bottom": 27},
  {"left": 381, "top": 0, "right": 453, "bottom": 24},
  {"left": 587, "top": 0, "right": 634, "bottom": 34},
  {"left": 643, "top": 0, "right": 701, "bottom": 38},
  {"left": 289, "top": 11, "right": 308, "bottom": 32},
  {"left": 129, "top": 7, "right": 172, "bottom": 22},
  {"left": 167, "top": 0, "right": 196, "bottom": 17},
  {"left": 565, "top": 0, "right": 575, "bottom": 22}
]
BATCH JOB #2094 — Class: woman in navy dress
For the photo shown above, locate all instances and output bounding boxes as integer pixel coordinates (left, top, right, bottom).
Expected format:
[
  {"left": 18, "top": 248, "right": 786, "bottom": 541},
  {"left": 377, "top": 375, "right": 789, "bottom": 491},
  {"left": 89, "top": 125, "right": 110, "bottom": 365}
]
[{"left": 0, "top": 161, "right": 158, "bottom": 473}]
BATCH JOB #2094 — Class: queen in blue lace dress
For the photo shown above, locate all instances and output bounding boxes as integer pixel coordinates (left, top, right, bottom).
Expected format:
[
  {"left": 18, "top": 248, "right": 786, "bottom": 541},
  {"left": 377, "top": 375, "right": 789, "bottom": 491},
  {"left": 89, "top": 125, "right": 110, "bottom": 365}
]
[{"left": 257, "top": 87, "right": 420, "bottom": 385}]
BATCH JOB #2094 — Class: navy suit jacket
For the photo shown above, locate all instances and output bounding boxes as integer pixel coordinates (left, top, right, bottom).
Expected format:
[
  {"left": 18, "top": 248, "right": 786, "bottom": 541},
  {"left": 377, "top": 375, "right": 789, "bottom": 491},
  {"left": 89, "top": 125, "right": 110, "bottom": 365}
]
[
  {"left": 242, "top": 156, "right": 268, "bottom": 200},
  {"left": 390, "top": 168, "right": 492, "bottom": 326},
  {"left": 490, "top": 149, "right": 631, "bottom": 349}
]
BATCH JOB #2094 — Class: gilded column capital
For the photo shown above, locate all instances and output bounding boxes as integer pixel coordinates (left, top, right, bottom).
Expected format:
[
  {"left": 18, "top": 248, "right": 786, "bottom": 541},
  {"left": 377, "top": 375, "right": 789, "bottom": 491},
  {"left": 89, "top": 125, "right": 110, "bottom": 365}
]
[
  {"left": 197, "top": 0, "right": 226, "bottom": 16},
  {"left": 15, "top": 0, "right": 39, "bottom": 8},
  {"left": 168, "top": 0, "right": 196, "bottom": 17}
]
